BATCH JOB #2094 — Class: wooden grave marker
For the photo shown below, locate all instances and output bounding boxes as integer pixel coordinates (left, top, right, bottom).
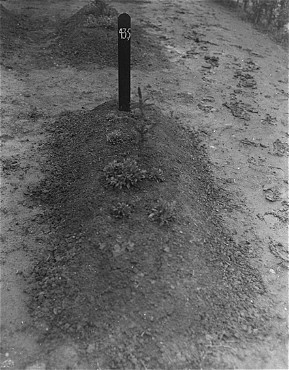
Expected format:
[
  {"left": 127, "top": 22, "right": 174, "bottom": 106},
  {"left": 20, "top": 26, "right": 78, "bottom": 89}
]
[{"left": 118, "top": 13, "right": 131, "bottom": 112}]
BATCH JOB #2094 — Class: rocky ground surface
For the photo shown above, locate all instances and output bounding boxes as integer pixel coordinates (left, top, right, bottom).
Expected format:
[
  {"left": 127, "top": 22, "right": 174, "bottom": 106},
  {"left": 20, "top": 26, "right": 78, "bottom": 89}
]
[{"left": 0, "top": 0, "right": 288, "bottom": 369}]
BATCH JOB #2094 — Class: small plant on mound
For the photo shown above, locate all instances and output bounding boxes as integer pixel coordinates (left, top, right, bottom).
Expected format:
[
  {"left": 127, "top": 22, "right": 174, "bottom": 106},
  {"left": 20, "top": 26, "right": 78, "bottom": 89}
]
[
  {"left": 110, "top": 202, "right": 133, "bottom": 219},
  {"left": 133, "top": 87, "right": 156, "bottom": 152},
  {"left": 147, "top": 167, "right": 165, "bottom": 183},
  {"left": 103, "top": 158, "right": 147, "bottom": 189},
  {"left": 106, "top": 129, "right": 124, "bottom": 145},
  {"left": 148, "top": 199, "right": 176, "bottom": 226}
]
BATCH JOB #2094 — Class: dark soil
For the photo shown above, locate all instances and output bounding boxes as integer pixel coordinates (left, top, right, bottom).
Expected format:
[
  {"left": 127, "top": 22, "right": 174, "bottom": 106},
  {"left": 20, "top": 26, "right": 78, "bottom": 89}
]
[{"left": 25, "top": 100, "right": 268, "bottom": 368}]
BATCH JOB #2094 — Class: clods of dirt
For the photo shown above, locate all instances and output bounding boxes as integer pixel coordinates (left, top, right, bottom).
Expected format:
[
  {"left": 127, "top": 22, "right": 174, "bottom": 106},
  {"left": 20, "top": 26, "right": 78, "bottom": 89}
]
[
  {"left": 223, "top": 100, "right": 251, "bottom": 120},
  {"left": 234, "top": 70, "right": 257, "bottom": 89},
  {"left": 262, "top": 181, "right": 287, "bottom": 202},
  {"left": 269, "top": 239, "right": 289, "bottom": 267},
  {"left": 265, "top": 200, "right": 289, "bottom": 224},
  {"left": 261, "top": 113, "right": 277, "bottom": 125},
  {"left": 204, "top": 54, "right": 219, "bottom": 67},
  {"left": 272, "top": 138, "right": 289, "bottom": 157},
  {"left": 242, "top": 58, "right": 260, "bottom": 72}
]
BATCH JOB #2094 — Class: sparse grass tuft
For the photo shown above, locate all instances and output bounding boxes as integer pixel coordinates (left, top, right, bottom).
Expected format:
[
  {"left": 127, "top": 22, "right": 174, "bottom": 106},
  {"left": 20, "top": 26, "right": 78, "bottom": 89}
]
[
  {"left": 148, "top": 199, "right": 176, "bottom": 226},
  {"left": 103, "top": 158, "right": 147, "bottom": 189},
  {"left": 147, "top": 167, "right": 165, "bottom": 183},
  {"left": 110, "top": 202, "right": 133, "bottom": 219}
]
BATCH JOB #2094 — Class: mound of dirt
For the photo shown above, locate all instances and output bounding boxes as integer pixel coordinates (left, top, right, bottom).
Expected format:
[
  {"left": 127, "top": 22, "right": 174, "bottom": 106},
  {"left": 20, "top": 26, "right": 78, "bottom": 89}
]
[
  {"left": 25, "top": 100, "right": 269, "bottom": 368},
  {"left": 50, "top": 0, "right": 169, "bottom": 69}
]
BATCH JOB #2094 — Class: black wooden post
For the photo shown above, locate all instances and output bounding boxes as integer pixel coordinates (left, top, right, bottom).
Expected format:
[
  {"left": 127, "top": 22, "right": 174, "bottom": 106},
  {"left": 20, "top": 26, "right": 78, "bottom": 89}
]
[{"left": 118, "top": 13, "right": 131, "bottom": 112}]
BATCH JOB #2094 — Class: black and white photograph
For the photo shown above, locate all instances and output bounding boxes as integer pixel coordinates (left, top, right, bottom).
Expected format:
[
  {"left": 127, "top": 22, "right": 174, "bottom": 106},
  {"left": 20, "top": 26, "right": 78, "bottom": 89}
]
[{"left": 0, "top": 0, "right": 288, "bottom": 368}]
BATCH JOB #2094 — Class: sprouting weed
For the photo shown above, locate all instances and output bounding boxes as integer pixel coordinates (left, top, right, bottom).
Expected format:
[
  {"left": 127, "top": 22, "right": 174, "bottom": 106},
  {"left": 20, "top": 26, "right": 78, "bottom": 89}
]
[
  {"left": 103, "top": 158, "right": 147, "bottom": 189},
  {"left": 147, "top": 167, "right": 165, "bottom": 183},
  {"left": 110, "top": 202, "right": 133, "bottom": 219},
  {"left": 148, "top": 200, "right": 176, "bottom": 226},
  {"left": 131, "top": 87, "right": 156, "bottom": 151}
]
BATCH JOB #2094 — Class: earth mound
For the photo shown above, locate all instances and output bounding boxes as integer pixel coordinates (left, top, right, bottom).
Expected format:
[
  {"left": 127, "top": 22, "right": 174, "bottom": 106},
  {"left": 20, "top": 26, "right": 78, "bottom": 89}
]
[
  {"left": 26, "top": 100, "right": 268, "bottom": 368},
  {"left": 50, "top": 0, "right": 169, "bottom": 69}
]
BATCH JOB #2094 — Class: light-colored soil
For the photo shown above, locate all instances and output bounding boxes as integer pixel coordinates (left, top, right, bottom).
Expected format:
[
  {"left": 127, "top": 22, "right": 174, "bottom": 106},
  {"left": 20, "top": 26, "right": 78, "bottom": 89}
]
[{"left": 0, "top": 0, "right": 288, "bottom": 369}]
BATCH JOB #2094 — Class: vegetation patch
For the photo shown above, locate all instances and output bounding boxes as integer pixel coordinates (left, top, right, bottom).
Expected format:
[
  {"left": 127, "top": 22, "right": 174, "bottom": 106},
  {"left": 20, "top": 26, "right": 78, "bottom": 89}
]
[
  {"left": 103, "top": 158, "right": 147, "bottom": 189},
  {"left": 148, "top": 199, "right": 176, "bottom": 226},
  {"left": 110, "top": 202, "right": 133, "bottom": 219}
]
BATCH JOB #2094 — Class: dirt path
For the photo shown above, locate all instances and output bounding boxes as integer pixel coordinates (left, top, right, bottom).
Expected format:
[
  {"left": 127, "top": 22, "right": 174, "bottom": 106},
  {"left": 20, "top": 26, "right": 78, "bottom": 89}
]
[{"left": 0, "top": 0, "right": 288, "bottom": 369}]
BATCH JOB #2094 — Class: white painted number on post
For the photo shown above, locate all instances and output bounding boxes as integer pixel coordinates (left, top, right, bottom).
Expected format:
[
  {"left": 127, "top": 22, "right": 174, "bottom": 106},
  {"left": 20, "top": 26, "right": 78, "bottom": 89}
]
[{"left": 119, "top": 28, "right": 131, "bottom": 40}]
